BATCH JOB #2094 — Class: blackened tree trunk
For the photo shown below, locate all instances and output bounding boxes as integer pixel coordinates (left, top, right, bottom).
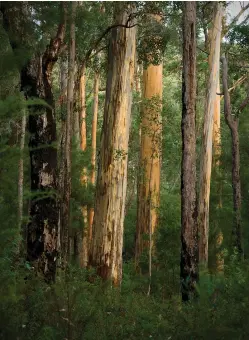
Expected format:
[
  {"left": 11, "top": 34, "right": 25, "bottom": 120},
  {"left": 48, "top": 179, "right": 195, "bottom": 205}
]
[
  {"left": 180, "top": 1, "right": 198, "bottom": 301},
  {"left": 22, "top": 4, "right": 66, "bottom": 281},
  {"left": 221, "top": 56, "right": 243, "bottom": 255}
]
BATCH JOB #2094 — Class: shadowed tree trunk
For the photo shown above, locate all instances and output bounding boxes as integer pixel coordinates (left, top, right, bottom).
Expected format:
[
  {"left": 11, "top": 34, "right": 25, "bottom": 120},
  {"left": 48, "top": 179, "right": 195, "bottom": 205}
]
[
  {"left": 58, "top": 57, "right": 67, "bottom": 265},
  {"left": 21, "top": 3, "right": 66, "bottom": 281},
  {"left": 18, "top": 109, "right": 27, "bottom": 253},
  {"left": 221, "top": 55, "right": 243, "bottom": 255},
  {"left": 89, "top": 4, "right": 136, "bottom": 286},
  {"left": 61, "top": 2, "right": 76, "bottom": 266},
  {"left": 198, "top": 3, "right": 223, "bottom": 267},
  {"left": 180, "top": 1, "right": 198, "bottom": 302}
]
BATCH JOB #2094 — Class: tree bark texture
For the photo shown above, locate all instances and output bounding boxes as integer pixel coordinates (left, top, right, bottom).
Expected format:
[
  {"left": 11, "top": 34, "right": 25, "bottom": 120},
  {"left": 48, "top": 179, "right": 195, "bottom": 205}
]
[
  {"left": 221, "top": 56, "right": 243, "bottom": 254},
  {"left": 198, "top": 3, "right": 223, "bottom": 266},
  {"left": 20, "top": 4, "right": 66, "bottom": 281},
  {"left": 79, "top": 62, "right": 88, "bottom": 267},
  {"left": 135, "top": 16, "right": 163, "bottom": 265},
  {"left": 180, "top": 1, "right": 198, "bottom": 302},
  {"left": 89, "top": 5, "right": 136, "bottom": 286},
  {"left": 88, "top": 71, "right": 100, "bottom": 245},
  {"left": 58, "top": 57, "right": 67, "bottom": 264},
  {"left": 18, "top": 109, "right": 27, "bottom": 253},
  {"left": 60, "top": 2, "right": 76, "bottom": 266}
]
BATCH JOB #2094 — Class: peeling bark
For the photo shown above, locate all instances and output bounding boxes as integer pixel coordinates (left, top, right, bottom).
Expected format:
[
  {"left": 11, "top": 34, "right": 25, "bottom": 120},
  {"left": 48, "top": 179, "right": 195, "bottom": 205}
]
[
  {"left": 89, "top": 4, "right": 136, "bottom": 286},
  {"left": 198, "top": 3, "right": 223, "bottom": 267}
]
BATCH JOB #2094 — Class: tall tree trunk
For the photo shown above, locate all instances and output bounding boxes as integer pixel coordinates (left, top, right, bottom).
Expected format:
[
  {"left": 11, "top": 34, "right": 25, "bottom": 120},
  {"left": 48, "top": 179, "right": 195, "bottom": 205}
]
[
  {"left": 73, "top": 63, "right": 80, "bottom": 145},
  {"left": 208, "top": 20, "right": 224, "bottom": 272},
  {"left": 213, "top": 76, "right": 224, "bottom": 272},
  {"left": 88, "top": 71, "right": 100, "bottom": 244},
  {"left": 89, "top": 5, "right": 136, "bottom": 286},
  {"left": 221, "top": 55, "right": 243, "bottom": 254},
  {"left": 79, "top": 62, "right": 88, "bottom": 267},
  {"left": 61, "top": 2, "right": 76, "bottom": 266},
  {"left": 18, "top": 109, "right": 26, "bottom": 253},
  {"left": 135, "top": 15, "right": 163, "bottom": 267},
  {"left": 22, "top": 4, "right": 66, "bottom": 281},
  {"left": 213, "top": 78, "right": 221, "bottom": 167},
  {"left": 180, "top": 1, "right": 198, "bottom": 302},
  {"left": 198, "top": 3, "right": 223, "bottom": 267},
  {"left": 58, "top": 57, "right": 67, "bottom": 264}
]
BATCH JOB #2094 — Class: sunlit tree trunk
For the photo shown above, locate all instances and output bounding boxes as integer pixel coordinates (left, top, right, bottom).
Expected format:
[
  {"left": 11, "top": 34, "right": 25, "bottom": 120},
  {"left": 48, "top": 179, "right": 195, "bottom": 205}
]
[
  {"left": 135, "top": 16, "right": 162, "bottom": 267},
  {"left": 180, "top": 1, "right": 198, "bottom": 302},
  {"left": 221, "top": 55, "right": 243, "bottom": 255},
  {"left": 213, "top": 76, "right": 224, "bottom": 273},
  {"left": 88, "top": 71, "right": 100, "bottom": 244},
  {"left": 213, "top": 78, "right": 221, "bottom": 167},
  {"left": 78, "top": 62, "right": 89, "bottom": 267},
  {"left": 198, "top": 3, "right": 223, "bottom": 267},
  {"left": 89, "top": 5, "right": 136, "bottom": 286}
]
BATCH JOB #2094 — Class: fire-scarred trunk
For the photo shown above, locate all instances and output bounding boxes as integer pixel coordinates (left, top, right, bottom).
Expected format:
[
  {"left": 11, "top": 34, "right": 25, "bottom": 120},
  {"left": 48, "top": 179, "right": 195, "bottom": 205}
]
[{"left": 22, "top": 4, "right": 66, "bottom": 281}]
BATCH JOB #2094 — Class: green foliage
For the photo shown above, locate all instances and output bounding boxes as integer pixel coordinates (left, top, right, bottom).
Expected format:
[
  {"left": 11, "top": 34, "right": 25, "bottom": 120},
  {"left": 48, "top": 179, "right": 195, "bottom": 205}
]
[{"left": 2, "top": 261, "right": 249, "bottom": 339}]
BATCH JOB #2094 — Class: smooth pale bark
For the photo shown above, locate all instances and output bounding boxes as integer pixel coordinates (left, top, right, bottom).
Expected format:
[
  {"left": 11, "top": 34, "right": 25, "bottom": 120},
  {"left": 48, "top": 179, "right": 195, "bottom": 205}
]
[
  {"left": 211, "top": 42, "right": 223, "bottom": 272},
  {"left": 61, "top": 2, "right": 76, "bottom": 265},
  {"left": 198, "top": 3, "right": 223, "bottom": 266},
  {"left": 135, "top": 63, "right": 142, "bottom": 93},
  {"left": 89, "top": 5, "right": 136, "bottom": 286},
  {"left": 79, "top": 62, "right": 88, "bottom": 267},
  {"left": 221, "top": 56, "right": 243, "bottom": 254},
  {"left": 88, "top": 71, "right": 100, "bottom": 241},
  {"left": 180, "top": 1, "right": 198, "bottom": 302},
  {"left": 135, "top": 16, "right": 162, "bottom": 266}
]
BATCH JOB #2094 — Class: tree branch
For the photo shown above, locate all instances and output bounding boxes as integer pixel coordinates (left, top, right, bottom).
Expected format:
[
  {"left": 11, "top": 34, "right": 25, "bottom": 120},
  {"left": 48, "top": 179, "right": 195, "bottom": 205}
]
[
  {"left": 84, "top": 22, "right": 138, "bottom": 66},
  {"left": 227, "top": 2, "right": 249, "bottom": 30}
]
